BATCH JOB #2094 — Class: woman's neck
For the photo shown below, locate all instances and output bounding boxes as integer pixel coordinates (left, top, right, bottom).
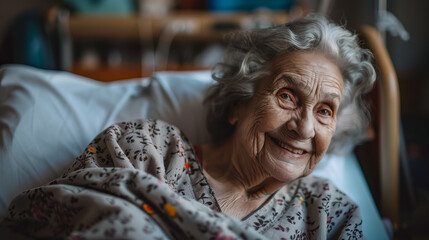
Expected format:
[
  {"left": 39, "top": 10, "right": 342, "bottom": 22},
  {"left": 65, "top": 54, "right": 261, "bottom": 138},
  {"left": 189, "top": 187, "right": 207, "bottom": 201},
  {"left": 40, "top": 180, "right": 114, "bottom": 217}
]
[{"left": 201, "top": 141, "right": 284, "bottom": 218}]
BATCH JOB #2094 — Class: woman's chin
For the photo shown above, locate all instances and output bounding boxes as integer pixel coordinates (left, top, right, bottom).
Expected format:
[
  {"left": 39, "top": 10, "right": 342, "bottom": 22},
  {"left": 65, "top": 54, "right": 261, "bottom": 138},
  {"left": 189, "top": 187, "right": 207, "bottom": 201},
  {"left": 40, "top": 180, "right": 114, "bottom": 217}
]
[{"left": 260, "top": 157, "right": 307, "bottom": 184}]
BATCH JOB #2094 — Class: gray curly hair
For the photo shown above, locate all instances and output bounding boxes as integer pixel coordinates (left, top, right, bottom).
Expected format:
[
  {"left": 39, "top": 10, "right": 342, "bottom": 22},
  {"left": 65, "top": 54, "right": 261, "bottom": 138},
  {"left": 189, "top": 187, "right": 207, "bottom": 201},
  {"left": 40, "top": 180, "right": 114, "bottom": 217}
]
[{"left": 204, "top": 15, "right": 376, "bottom": 154}]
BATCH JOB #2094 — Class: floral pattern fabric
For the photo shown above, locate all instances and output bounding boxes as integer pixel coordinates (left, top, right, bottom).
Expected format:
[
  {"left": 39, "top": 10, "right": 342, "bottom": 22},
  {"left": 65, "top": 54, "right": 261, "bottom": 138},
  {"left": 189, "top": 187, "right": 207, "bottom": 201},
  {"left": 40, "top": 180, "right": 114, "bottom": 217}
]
[{"left": 4, "top": 119, "right": 363, "bottom": 239}]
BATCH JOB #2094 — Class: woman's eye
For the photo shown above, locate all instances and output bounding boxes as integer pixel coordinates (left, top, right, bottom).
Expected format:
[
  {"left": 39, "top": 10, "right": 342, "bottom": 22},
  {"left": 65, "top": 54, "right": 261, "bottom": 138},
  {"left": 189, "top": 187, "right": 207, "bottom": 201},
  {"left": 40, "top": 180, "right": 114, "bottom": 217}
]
[
  {"left": 280, "top": 93, "right": 291, "bottom": 101},
  {"left": 277, "top": 89, "right": 296, "bottom": 109},
  {"left": 318, "top": 109, "right": 332, "bottom": 116}
]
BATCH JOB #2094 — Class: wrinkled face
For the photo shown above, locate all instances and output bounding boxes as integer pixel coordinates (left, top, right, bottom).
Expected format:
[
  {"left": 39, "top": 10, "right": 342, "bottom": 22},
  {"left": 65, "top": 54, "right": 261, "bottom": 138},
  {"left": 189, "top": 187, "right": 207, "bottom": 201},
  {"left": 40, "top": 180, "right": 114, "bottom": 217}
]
[{"left": 232, "top": 51, "right": 344, "bottom": 183}]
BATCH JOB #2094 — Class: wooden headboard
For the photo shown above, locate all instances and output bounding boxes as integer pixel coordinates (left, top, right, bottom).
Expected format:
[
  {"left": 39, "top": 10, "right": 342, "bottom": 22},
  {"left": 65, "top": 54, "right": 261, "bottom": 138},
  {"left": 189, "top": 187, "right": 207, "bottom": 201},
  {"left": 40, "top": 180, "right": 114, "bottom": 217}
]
[{"left": 358, "top": 25, "right": 400, "bottom": 230}]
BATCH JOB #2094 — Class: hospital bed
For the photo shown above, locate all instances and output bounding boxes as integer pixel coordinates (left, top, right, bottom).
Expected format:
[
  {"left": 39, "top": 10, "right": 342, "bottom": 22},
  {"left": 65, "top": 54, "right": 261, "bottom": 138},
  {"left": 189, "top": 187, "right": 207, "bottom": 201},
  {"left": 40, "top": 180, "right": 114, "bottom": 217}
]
[{"left": 0, "top": 25, "right": 398, "bottom": 239}]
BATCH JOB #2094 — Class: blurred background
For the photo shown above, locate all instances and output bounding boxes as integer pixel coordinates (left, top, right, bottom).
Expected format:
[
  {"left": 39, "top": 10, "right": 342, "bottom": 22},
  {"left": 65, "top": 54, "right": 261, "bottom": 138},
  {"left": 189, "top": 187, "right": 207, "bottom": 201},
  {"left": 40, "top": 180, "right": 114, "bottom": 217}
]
[{"left": 0, "top": 0, "right": 428, "bottom": 239}]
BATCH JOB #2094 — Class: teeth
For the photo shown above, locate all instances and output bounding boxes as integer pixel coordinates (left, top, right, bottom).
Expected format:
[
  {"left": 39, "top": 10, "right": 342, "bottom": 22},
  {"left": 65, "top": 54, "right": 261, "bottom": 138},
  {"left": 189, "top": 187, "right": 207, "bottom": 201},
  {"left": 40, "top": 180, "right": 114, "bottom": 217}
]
[{"left": 272, "top": 137, "right": 304, "bottom": 154}]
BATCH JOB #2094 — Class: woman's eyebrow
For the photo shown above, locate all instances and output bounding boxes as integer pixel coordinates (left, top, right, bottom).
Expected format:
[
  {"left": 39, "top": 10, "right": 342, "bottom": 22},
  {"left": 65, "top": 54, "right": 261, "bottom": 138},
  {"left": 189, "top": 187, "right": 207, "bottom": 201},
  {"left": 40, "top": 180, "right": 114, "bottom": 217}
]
[
  {"left": 278, "top": 75, "right": 341, "bottom": 101},
  {"left": 321, "top": 92, "right": 341, "bottom": 102},
  {"left": 277, "top": 75, "right": 307, "bottom": 89}
]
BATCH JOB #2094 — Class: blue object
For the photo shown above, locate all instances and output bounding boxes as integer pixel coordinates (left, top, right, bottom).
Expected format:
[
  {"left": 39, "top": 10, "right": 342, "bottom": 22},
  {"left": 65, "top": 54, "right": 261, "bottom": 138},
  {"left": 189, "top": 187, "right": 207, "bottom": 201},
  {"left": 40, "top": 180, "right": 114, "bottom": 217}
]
[
  {"left": 65, "top": 0, "right": 135, "bottom": 14},
  {"left": 207, "top": 0, "right": 295, "bottom": 12},
  {"left": 0, "top": 11, "right": 55, "bottom": 69}
]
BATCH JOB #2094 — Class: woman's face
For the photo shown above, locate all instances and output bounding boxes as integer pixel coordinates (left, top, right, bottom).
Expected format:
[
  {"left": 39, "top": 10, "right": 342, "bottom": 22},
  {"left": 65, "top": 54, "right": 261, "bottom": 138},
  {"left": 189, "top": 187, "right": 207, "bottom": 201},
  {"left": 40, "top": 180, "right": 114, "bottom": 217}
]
[{"left": 232, "top": 51, "right": 343, "bottom": 184}]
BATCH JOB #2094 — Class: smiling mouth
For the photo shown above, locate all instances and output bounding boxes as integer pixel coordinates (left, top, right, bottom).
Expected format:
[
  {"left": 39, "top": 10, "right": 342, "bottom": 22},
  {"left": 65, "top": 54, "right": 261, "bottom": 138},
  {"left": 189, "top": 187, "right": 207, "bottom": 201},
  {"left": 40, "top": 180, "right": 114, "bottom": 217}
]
[{"left": 269, "top": 136, "right": 306, "bottom": 155}]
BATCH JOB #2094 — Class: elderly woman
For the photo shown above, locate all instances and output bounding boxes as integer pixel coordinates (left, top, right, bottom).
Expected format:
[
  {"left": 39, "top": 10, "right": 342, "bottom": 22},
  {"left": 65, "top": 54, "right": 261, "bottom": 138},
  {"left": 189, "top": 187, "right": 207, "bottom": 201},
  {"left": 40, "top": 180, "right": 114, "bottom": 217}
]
[{"left": 3, "top": 15, "right": 374, "bottom": 239}]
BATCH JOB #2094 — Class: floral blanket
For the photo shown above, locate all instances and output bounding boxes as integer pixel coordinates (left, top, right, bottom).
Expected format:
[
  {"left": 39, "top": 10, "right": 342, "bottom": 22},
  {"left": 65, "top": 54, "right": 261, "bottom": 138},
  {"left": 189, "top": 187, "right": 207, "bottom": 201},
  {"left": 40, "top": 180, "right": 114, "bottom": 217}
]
[
  {"left": 5, "top": 168, "right": 265, "bottom": 239},
  {"left": 3, "top": 120, "right": 264, "bottom": 239},
  {"left": 2, "top": 119, "right": 363, "bottom": 239}
]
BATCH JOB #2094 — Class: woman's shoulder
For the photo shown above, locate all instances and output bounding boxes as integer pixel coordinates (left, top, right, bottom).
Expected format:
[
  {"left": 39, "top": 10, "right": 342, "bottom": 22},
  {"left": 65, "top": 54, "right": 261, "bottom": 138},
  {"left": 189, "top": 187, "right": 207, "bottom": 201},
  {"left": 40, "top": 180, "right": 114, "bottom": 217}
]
[
  {"left": 296, "top": 175, "right": 361, "bottom": 218},
  {"left": 249, "top": 176, "right": 362, "bottom": 238},
  {"left": 292, "top": 176, "right": 362, "bottom": 238}
]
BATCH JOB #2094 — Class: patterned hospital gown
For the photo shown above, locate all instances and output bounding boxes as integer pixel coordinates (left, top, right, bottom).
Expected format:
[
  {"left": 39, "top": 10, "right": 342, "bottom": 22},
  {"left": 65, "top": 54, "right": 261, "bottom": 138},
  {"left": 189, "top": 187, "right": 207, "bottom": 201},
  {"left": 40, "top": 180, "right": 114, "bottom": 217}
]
[{"left": 5, "top": 119, "right": 363, "bottom": 239}]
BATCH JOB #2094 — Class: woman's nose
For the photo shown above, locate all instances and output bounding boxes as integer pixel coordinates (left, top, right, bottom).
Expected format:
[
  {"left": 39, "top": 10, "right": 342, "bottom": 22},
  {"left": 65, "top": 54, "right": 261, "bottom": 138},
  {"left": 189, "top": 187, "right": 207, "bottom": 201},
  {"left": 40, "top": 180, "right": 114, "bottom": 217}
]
[{"left": 287, "top": 110, "right": 315, "bottom": 140}]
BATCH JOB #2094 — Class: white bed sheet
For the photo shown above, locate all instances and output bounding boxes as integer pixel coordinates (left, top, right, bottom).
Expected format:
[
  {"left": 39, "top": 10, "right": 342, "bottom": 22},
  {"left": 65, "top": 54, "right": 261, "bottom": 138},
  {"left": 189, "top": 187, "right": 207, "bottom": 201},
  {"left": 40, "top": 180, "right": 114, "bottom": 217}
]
[{"left": 0, "top": 65, "right": 388, "bottom": 239}]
